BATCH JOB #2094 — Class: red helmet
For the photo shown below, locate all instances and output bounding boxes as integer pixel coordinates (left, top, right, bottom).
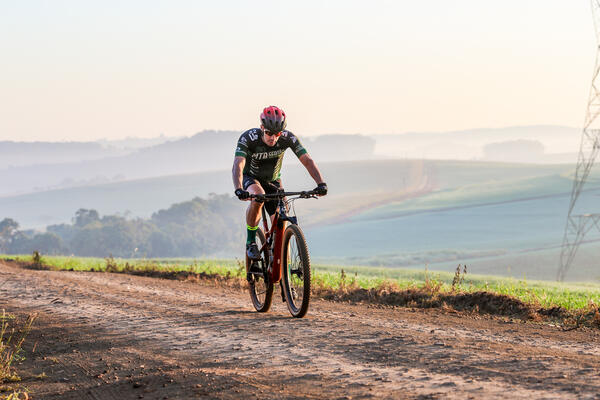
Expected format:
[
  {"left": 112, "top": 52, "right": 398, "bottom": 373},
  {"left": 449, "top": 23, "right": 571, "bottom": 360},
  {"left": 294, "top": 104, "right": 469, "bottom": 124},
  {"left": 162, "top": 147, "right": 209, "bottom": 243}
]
[{"left": 260, "top": 106, "right": 287, "bottom": 132}]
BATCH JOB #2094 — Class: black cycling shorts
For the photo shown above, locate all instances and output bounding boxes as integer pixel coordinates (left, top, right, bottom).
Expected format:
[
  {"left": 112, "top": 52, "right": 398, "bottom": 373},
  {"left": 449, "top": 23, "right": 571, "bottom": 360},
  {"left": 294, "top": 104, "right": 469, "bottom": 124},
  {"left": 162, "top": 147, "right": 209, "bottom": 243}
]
[{"left": 242, "top": 175, "right": 282, "bottom": 216}]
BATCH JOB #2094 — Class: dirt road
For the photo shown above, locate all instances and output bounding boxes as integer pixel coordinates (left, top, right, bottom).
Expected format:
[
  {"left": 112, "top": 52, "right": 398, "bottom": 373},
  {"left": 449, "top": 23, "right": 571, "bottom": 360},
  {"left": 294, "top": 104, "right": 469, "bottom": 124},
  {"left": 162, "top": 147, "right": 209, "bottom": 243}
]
[{"left": 1, "top": 262, "right": 599, "bottom": 399}]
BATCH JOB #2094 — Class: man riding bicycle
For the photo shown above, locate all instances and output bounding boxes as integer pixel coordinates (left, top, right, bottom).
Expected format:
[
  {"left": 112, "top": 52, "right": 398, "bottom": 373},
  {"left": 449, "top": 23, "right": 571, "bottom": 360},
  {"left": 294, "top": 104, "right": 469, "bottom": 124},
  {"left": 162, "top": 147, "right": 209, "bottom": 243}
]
[{"left": 232, "top": 105, "right": 327, "bottom": 260}]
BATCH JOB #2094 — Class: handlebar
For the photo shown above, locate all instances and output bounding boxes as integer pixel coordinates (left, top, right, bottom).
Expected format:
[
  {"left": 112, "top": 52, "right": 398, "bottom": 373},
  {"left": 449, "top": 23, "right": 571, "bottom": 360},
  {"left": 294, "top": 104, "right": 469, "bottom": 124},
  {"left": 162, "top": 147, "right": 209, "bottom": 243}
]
[{"left": 249, "top": 190, "right": 318, "bottom": 201}]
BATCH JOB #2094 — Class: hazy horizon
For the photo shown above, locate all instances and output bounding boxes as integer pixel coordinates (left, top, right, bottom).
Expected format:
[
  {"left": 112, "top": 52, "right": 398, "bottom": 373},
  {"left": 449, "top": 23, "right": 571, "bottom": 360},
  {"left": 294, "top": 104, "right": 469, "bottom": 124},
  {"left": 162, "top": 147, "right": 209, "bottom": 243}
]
[{"left": 0, "top": 123, "right": 582, "bottom": 143}]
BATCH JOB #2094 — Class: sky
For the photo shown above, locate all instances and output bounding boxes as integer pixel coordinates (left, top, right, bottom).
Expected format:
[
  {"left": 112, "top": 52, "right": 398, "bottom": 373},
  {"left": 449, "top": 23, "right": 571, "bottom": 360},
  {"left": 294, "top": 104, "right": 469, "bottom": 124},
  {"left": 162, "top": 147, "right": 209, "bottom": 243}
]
[{"left": 0, "top": 0, "right": 596, "bottom": 141}]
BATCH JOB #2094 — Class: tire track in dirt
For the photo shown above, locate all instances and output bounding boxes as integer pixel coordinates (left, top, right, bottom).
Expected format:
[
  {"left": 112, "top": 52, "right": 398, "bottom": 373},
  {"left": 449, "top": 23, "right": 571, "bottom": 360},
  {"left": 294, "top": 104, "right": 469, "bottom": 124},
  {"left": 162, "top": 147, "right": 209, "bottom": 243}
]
[{"left": 1, "top": 262, "right": 599, "bottom": 399}]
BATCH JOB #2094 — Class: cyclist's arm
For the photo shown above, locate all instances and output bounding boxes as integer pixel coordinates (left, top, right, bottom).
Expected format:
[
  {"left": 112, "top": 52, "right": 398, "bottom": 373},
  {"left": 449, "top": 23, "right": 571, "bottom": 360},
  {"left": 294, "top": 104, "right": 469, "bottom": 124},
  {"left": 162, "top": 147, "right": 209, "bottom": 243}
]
[
  {"left": 298, "top": 153, "right": 325, "bottom": 184},
  {"left": 232, "top": 156, "right": 245, "bottom": 190}
]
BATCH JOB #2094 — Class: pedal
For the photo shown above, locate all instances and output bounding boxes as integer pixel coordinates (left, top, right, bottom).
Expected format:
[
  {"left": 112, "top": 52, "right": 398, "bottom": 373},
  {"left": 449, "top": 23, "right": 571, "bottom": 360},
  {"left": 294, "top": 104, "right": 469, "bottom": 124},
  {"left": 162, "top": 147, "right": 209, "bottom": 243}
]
[{"left": 248, "top": 261, "right": 262, "bottom": 275}]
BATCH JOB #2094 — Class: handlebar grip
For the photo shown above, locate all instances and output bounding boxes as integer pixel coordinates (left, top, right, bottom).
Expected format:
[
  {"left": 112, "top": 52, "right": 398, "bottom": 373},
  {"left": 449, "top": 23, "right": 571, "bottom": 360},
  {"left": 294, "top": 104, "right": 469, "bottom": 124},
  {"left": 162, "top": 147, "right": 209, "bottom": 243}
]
[{"left": 248, "top": 190, "right": 318, "bottom": 200}]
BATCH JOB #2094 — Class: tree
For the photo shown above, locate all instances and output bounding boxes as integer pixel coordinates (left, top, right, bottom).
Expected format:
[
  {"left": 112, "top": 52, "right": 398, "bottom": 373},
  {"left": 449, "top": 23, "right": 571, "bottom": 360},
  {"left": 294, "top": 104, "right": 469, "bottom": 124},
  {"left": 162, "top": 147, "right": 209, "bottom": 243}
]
[
  {"left": 29, "top": 233, "right": 65, "bottom": 255},
  {"left": 7, "top": 194, "right": 245, "bottom": 258},
  {"left": 9, "top": 232, "right": 65, "bottom": 255},
  {"left": 0, "top": 218, "right": 19, "bottom": 253},
  {"left": 147, "top": 231, "right": 177, "bottom": 257},
  {"left": 73, "top": 209, "right": 100, "bottom": 228},
  {"left": 47, "top": 223, "right": 77, "bottom": 243}
]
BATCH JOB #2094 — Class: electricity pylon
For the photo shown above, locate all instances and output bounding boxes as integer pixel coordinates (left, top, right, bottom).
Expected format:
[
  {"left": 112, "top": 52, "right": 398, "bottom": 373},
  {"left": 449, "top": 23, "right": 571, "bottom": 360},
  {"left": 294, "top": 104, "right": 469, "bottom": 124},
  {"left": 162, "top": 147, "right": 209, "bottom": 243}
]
[{"left": 557, "top": 0, "right": 600, "bottom": 281}]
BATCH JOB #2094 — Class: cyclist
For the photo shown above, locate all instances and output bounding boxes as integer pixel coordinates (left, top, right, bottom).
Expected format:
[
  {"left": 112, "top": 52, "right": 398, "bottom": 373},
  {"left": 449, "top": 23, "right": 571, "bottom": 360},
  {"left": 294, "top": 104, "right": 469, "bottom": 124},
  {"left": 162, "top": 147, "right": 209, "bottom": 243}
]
[{"left": 232, "top": 105, "right": 327, "bottom": 260}]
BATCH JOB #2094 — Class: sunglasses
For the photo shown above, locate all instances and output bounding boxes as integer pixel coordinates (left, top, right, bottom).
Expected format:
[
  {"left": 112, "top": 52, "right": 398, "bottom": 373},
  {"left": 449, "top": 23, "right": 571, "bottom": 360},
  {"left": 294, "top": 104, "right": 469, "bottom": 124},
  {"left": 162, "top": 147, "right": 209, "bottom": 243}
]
[{"left": 263, "top": 129, "right": 282, "bottom": 137}]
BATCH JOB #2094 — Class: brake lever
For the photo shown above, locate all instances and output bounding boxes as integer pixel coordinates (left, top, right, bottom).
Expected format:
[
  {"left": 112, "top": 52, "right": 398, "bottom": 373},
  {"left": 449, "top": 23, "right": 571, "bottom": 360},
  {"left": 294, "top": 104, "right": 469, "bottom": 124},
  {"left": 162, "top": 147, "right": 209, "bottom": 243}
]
[{"left": 299, "top": 192, "right": 318, "bottom": 199}]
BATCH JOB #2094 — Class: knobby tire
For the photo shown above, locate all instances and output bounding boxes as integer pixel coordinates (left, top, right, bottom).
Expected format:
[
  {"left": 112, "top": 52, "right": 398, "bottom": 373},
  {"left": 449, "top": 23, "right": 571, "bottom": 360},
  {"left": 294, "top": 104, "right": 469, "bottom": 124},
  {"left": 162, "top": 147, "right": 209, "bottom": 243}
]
[
  {"left": 248, "top": 228, "right": 274, "bottom": 312},
  {"left": 282, "top": 224, "right": 311, "bottom": 318}
]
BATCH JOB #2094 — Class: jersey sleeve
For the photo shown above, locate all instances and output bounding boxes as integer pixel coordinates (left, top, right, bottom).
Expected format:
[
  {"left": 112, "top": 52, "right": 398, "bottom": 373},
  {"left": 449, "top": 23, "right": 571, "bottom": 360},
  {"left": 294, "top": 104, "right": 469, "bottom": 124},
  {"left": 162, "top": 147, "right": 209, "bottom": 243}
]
[
  {"left": 286, "top": 131, "right": 308, "bottom": 158},
  {"left": 235, "top": 133, "right": 250, "bottom": 158}
]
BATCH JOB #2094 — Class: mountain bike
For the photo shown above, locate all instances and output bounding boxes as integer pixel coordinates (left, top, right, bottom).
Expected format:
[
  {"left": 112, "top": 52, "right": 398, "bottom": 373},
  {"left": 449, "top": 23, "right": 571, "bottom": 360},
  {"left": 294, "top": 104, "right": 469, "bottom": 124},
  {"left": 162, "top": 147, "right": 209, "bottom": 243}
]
[{"left": 246, "top": 189, "right": 318, "bottom": 318}]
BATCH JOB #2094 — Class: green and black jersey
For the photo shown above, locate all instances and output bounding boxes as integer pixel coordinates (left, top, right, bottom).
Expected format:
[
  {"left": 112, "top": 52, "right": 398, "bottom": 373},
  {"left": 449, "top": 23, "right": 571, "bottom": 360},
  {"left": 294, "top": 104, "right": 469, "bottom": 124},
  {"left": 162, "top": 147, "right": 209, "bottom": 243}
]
[{"left": 234, "top": 128, "right": 308, "bottom": 181}]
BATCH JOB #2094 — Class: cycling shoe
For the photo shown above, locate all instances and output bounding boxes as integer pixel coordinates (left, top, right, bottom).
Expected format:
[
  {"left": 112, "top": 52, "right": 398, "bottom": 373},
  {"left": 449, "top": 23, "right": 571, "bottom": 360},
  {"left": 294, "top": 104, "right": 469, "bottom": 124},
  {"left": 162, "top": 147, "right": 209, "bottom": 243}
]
[{"left": 246, "top": 242, "right": 261, "bottom": 260}]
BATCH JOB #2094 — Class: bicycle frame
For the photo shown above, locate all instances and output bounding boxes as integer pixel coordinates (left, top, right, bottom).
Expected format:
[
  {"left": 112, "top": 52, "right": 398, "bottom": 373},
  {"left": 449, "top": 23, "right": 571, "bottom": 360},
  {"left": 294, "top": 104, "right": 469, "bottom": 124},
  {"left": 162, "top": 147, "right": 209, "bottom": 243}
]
[
  {"left": 251, "top": 191, "right": 307, "bottom": 284},
  {"left": 258, "top": 199, "right": 292, "bottom": 283},
  {"left": 246, "top": 189, "right": 318, "bottom": 317}
]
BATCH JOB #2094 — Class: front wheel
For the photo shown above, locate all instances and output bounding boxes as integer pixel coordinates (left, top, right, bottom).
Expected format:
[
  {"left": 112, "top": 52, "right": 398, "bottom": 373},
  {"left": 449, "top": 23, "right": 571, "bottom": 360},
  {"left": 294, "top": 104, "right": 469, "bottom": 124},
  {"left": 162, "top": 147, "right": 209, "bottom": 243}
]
[
  {"left": 282, "top": 224, "right": 311, "bottom": 318},
  {"left": 248, "top": 228, "right": 273, "bottom": 312}
]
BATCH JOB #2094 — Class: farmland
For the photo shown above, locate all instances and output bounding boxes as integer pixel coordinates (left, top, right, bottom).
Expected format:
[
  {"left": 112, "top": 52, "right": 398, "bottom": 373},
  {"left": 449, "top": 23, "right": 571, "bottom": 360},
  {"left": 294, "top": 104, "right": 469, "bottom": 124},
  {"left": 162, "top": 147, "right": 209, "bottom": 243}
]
[{"left": 2, "top": 159, "right": 599, "bottom": 281}]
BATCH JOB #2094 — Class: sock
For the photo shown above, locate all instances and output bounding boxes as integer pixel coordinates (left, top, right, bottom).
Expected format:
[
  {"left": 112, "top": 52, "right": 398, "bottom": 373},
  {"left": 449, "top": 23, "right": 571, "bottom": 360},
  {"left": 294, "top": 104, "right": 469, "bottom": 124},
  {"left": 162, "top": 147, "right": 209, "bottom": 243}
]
[{"left": 247, "top": 225, "right": 258, "bottom": 244}]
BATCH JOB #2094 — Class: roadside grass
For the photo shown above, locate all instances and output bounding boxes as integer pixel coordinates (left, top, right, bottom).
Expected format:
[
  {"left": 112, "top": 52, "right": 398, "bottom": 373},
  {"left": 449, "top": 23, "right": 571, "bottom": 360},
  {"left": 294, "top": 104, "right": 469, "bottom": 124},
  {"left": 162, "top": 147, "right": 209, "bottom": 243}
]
[
  {"left": 3, "top": 254, "right": 600, "bottom": 314},
  {"left": 3, "top": 254, "right": 239, "bottom": 276},
  {"left": 3, "top": 253, "right": 600, "bottom": 329},
  {"left": 0, "top": 310, "right": 35, "bottom": 400},
  {"left": 313, "top": 264, "right": 600, "bottom": 311}
]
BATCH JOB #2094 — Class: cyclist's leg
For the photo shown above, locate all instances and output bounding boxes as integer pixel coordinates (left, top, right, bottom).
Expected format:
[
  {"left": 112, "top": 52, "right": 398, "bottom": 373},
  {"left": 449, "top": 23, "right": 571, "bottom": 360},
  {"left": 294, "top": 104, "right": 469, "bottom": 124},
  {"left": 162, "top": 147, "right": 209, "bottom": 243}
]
[
  {"left": 245, "top": 183, "right": 265, "bottom": 228},
  {"left": 243, "top": 177, "right": 265, "bottom": 260}
]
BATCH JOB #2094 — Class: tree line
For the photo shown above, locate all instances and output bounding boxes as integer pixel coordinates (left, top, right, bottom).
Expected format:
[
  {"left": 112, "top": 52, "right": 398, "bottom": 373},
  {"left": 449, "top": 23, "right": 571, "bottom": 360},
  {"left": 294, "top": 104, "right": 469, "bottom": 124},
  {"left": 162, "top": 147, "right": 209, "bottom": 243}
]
[{"left": 0, "top": 194, "right": 245, "bottom": 258}]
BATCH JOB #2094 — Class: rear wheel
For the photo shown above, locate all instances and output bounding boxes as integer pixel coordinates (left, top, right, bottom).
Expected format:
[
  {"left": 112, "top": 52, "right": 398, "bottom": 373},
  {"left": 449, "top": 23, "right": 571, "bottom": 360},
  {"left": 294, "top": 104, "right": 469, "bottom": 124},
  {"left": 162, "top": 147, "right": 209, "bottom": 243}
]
[
  {"left": 247, "top": 228, "right": 273, "bottom": 312},
  {"left": 282, "top": 224, "right": 311, "bottom": 318}
]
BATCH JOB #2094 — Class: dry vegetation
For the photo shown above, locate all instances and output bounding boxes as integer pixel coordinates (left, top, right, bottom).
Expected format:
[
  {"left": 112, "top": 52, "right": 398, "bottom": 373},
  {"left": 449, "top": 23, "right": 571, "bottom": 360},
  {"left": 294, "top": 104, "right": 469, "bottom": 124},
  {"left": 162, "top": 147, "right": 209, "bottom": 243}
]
[
  {"left": 314, "top": 265, "right": 600, "bottom": 330},
  {"left": 6, "top": 255, "right": 600, "bottom": 330},
  {"left": 0, "top": 310, "right": 36, "bottom": 400}
]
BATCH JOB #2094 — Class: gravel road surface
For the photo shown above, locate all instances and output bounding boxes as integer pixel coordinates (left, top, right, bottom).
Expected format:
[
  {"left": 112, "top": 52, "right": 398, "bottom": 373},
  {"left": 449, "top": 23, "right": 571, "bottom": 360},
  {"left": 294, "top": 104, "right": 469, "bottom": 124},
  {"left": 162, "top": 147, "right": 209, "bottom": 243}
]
[{"left": 1, "top": 262, "right": 599, "bottom": 399}]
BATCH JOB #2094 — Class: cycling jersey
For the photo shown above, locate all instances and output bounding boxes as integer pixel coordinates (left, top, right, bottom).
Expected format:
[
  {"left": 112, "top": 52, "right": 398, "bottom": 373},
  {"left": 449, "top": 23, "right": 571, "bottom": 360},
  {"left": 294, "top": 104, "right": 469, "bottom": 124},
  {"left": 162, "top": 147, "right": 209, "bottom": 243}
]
[{"left": 234, "top": 128, "right": 308, "bottom": 181}]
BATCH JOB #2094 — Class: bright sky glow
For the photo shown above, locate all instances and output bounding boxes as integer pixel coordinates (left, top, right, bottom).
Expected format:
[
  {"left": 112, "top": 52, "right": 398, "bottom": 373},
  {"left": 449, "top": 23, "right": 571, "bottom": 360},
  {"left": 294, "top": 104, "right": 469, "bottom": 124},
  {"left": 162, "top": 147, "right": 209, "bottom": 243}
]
[{"left": 0, "top": 0, "right": 595, "bottom": 141}]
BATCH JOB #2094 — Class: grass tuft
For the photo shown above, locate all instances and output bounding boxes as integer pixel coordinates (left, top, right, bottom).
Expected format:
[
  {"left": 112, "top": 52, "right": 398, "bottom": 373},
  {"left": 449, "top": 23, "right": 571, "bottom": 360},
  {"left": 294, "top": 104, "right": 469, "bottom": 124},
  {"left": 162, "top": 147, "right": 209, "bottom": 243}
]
[
  {"left": 104, "top": 255, "right": 119, "bottom": 273},
  {"left": 0, "top": 389, "right": 30, "bottom": 400},
  {"left": 31, "top": 251, "right": 42, "bottom": 269},
  {"left": 0, "top": 310, "right": 35, "bottom": 398}
]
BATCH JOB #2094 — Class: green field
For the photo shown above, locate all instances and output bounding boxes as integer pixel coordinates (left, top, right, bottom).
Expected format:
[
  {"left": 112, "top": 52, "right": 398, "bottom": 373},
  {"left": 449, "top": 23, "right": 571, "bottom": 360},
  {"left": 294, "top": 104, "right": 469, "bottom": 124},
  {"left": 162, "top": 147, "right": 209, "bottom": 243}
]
[
  {"left": 303, "top": 161, "right": 600, "bottom": 282},
  {"left": 3, "top": 254, "right": 599, "bottom": 312},
  {"left": 2, "top": 159, "right": 600, "bottom": 282}
]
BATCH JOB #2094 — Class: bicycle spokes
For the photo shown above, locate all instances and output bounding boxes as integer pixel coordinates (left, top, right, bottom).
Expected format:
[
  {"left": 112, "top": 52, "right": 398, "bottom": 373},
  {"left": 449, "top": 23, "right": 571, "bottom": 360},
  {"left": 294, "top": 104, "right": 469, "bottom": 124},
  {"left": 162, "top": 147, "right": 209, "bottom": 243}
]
[
  {"left": 285, "top": 233, "right": 306, "bottom": 307},
  {"left": 248, "top": 228, "right": 274, "bottom": 312},
  {"left": 282, "top": 224, "right": 311, "bottom": 317}
]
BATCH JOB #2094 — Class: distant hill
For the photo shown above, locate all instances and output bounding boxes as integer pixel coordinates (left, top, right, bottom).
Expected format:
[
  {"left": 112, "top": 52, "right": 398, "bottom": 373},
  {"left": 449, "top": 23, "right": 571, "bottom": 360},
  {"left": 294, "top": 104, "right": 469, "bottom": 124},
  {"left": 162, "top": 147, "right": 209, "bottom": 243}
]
[
  {"left": 96, "top": 135, "right": 184, "bottom": 150},
  {"left": 0, "top": 131, "right": 375, "bottom": 196},
  {"left": 373, "top": 125, "right": 580, "bottom": 162},
  {"left": 0, "top": 135, "right": 179, "bottom": 171},
  {"left": 0, "top": 158, "right": 408, "bottom": 229},
  {"left": 0, "top": 131, "right": 239, "bottom": 195},
  {"left": 0, "top": 158, "right": 579, "bottom": 229},
  {"left": 0, "top": 141, "right": 131, "bottom": 169},
  {"left": 0, "top": 125, "right": 582, "bottom": 197}
]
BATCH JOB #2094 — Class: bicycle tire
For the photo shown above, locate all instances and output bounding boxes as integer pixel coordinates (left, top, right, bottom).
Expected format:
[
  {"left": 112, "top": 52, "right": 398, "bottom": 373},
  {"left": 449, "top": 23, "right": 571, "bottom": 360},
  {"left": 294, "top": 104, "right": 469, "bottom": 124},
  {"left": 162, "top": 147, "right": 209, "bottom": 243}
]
[
  {"left": 282, "top": 224, "right": 311, "bottom": 318},
  {"left": 248, "top": 228, "right": 274, "bottom": 312}
]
